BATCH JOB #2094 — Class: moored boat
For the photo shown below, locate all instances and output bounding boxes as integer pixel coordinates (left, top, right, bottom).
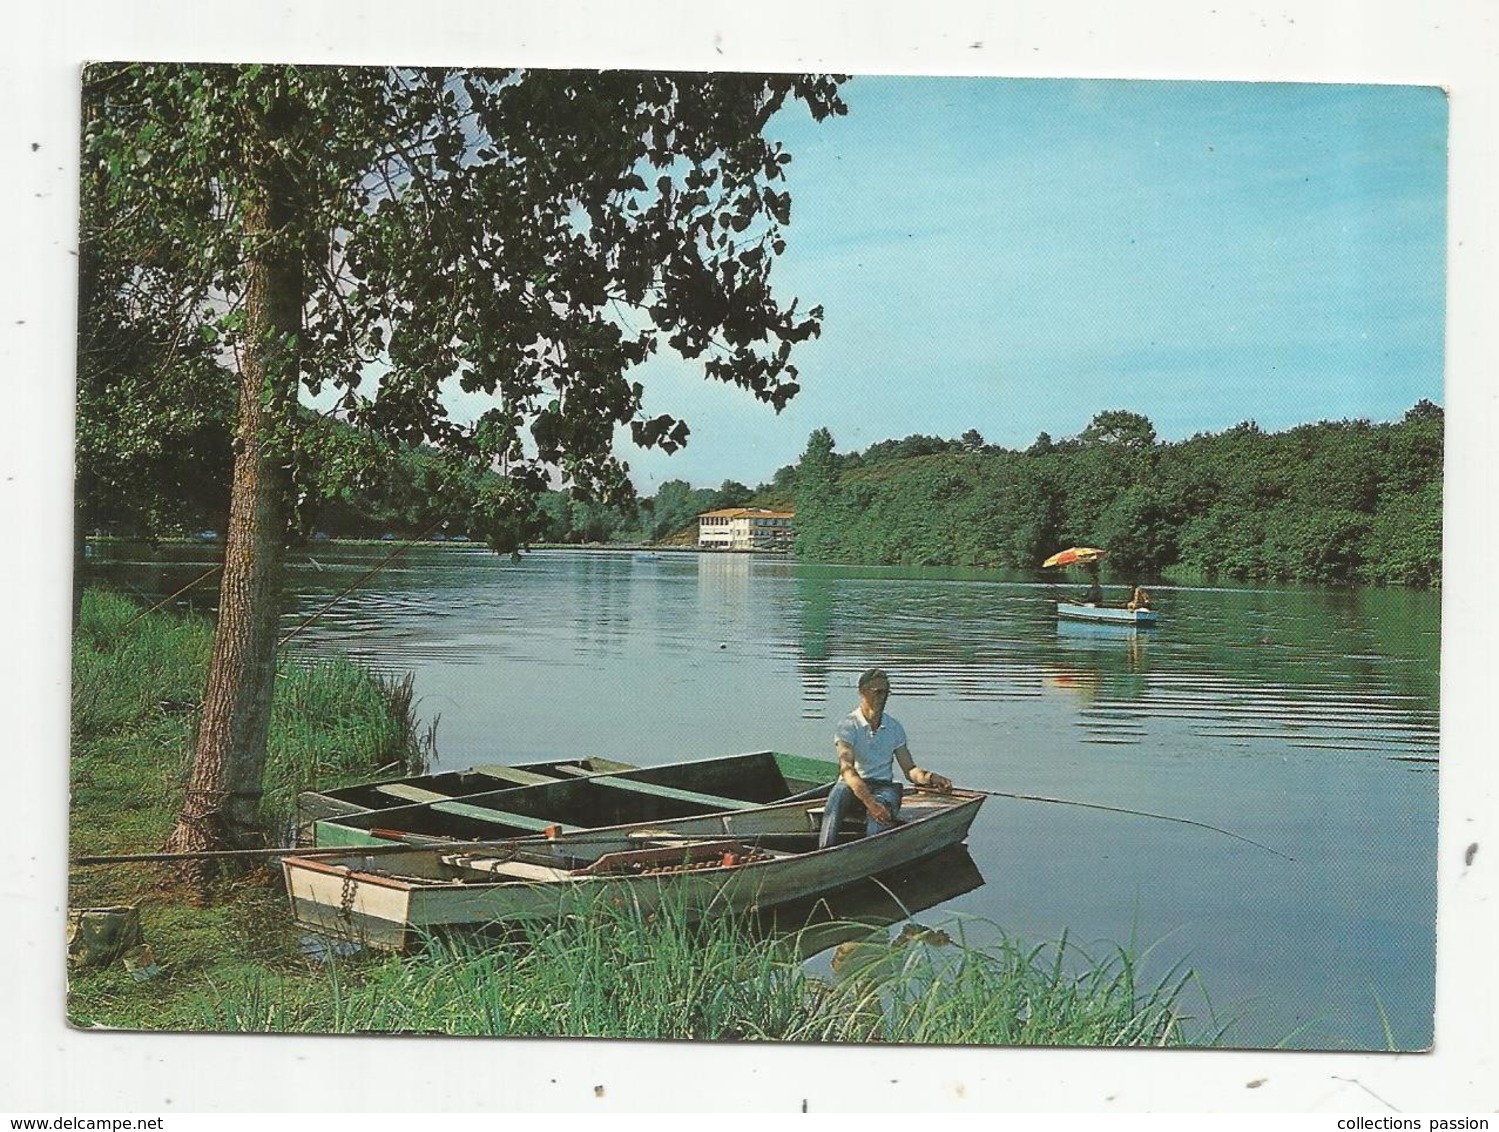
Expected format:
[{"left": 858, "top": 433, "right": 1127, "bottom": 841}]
[
  {"left": 1056, "top": 601, "right": 1160, "bottom": 626},
  {"left": 282, "top": 787, "right": 985, "bottom": 950},
  {"left": 303, "top": 749, "right": 840, "bottom": 848}
]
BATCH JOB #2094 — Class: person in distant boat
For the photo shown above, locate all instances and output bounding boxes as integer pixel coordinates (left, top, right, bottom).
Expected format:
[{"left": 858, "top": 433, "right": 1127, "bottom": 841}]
[
  {"left": 1082, "top": 575, "right": 1104, "bottom": 606},
  {"left": 1127, "top": 585, "right": 1151, "bottom": 611},
  {"left": 818, "top": 668, "right": 952, "bottom": 849}
]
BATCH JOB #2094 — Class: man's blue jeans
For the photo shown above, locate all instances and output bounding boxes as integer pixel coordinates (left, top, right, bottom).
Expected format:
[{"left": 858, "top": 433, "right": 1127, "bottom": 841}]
[{"left": 818, "top": 780, "right": 903, "bottom": 849}]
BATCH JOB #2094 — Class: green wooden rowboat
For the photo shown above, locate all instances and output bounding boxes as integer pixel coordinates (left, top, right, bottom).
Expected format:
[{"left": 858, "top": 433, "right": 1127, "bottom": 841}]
[
  {"left": 282, "top": 785, "right": 985, "bottom": 950},
  {"left": 296, "top": 756, "right": 641, "bottom": 834}
]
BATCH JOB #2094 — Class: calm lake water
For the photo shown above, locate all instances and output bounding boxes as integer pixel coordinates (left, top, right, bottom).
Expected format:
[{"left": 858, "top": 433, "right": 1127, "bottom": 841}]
[{"left": 84, "top": 544, "right": 1439, "bottom": 1050}]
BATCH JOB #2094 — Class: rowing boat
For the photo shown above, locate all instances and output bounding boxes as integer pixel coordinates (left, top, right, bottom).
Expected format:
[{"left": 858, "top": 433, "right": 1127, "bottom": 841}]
[
  {"left": 282, "top": 787, "right": 985, "bottom": 950},
  {"left": 303, "top": 749, "right": 840, "bottom": 848},
  {"left": 1056, "top": 601, "right": 1160, "bottom": 626}
]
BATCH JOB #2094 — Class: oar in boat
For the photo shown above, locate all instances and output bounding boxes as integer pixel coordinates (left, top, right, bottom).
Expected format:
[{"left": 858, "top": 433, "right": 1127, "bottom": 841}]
[
  {"left": 72, "top": 839, "right": 450, "bottom": 867},
  {"left": 71, "top": 809, "right": 809, "bottom": 867}
]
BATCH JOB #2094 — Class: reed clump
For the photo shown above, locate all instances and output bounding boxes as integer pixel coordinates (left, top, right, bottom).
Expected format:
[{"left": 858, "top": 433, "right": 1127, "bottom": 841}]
[
  {"left": 68, "top": 588, "right": 432, "bottom": 1027},
  {"left": 70, "top": 588, "right": 429, "bottom": 859}
]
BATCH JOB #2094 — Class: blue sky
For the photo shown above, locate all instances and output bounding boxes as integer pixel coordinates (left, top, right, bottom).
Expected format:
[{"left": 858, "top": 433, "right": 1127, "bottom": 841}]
[{"left": 621, "top": 76, "right": 1448, "bottom": 492}]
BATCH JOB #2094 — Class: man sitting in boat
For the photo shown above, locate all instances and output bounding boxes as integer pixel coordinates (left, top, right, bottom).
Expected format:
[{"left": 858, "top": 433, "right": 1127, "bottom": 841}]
[
  {"left": 1082, "top": 577, "right": 1104, "bottom": 607},
  {"left": 1127, "top": 585, "right": 1151, "bottom": 611},
  {"left": 819, "top": 668, "right": 952, "bottom": 849}
]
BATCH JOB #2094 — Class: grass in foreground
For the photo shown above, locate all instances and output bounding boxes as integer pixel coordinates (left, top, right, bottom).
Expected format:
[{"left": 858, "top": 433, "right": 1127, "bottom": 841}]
[{"left": 184, "top": 900, "right": 1200, "bottom": 1045}]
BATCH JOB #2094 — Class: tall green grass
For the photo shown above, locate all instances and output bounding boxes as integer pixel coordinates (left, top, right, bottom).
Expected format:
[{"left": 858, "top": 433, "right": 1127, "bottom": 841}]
[
  {"left": 815, "top": 927, "right": 1196, "bottom": 1046},
  {"left": 70, "top": 588, "right": 430, "bottom": 855},
  {"left": 183, "top": 897, "right": 1205, "bottom": 1046},
  {"left": 267, "top": 661, "right": 430, "bottom": 837},
  {"left": 69, "top": 588, "right": 434, "bottom": 1029}
]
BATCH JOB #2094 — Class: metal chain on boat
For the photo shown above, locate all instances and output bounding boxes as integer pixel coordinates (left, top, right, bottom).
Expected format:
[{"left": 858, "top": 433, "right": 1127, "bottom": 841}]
[{"left": 338, "top": 871, "right": 357, "bottom": 921}]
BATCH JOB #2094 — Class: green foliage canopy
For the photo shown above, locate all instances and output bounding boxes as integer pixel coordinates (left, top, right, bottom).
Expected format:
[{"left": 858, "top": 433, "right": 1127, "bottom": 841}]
[{"left": 79, "top": 64, "right": 847, "bottom": 549}]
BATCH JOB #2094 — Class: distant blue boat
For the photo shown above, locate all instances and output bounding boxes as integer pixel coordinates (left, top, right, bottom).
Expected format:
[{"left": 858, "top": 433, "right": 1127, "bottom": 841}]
[{"left": 1056, "top": 601, "right": 1160, "bottom": 626}]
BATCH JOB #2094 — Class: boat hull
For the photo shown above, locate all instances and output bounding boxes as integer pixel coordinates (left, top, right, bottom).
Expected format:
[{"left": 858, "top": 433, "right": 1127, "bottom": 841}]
[
  {"left": 1056, "top": 601, "right": 1160, "bottom": 625},
  {"left": 283, "top": 790, "right": 984, "bottom": 950}
]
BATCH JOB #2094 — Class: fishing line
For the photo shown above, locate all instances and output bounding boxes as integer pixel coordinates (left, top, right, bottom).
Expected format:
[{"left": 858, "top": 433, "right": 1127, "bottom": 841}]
[{"left": 921, "top": 785, "right": 1295, "bottom": 862}]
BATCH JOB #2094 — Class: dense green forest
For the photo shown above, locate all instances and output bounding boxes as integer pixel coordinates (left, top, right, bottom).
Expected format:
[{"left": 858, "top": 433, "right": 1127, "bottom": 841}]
[
  {"left": 82, "top": 399, "right": 1441, "bottom": 587},
  {"left": 792, "top": 405, "right": 1442, "bottom": 587}
]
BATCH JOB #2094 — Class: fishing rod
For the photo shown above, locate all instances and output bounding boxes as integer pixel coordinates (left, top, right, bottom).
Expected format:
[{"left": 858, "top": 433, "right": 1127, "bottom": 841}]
[
  {"left": 122, "top": 563, "right": 223, "bottom": 629},
  {"left": 70, "top": 841, "right": 454, "bottom": 867},
  {"left": 916, "top": 784, "right": 1295, "bottom": 862},
  {"left": 278, "top": 516, "right": 449, "bottom": 648},
  {"left": 74, "top": 785, "right": 1291, "bottom": 867},
  {"left": 70, "top": 821, "right": 793, "bottom": 867},
  {"left": 108, "top": 518, "right": 449, "bottom": 648},
  {"left": 70, "top": 828, "right": 621, "bottom": 867}
]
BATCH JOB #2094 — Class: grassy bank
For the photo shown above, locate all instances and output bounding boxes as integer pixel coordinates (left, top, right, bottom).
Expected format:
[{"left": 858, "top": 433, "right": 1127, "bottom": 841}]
[
  {"left": 68, "top": 588, "right": 431, "bottom": 1027},
  {"left": 184, "top": 906, "right": 1198, "bottom": 1044},
  {"left": 67, "top": 589, "right": 1208, "bottom": 1045}
]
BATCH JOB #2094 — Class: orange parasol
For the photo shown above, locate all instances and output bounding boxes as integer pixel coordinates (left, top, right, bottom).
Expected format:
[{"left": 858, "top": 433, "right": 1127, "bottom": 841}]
[{"left": 1040, "top": 546, "right": 1107, "bottom": 569}]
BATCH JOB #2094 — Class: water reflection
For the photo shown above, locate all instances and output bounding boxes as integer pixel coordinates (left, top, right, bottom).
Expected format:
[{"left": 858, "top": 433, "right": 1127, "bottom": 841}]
[
  {"left": 780, "top": 571, "right": 1436, "bottom": 764},
  {"left": 81, "top": 545, "right": 1440, "bottom": 767},
  {"left": 760, "top": 845, "right": 986, "bottom": 960}
]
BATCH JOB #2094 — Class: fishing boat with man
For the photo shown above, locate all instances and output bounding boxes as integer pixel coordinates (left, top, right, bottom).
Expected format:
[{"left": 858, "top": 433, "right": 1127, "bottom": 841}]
[
  {"left": 1040, "top": 546, "right": 1161, "bottom": 627},
  {"left": 1055, "top": 601, "right": 1160, "bottom": 626},
  {"left": 281, "top": 783, "right": 986, "bottom": 950}
]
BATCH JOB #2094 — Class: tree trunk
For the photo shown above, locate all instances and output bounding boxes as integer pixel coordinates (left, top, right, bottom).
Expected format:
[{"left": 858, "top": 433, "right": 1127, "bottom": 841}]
[{"left": 166, "top": 129, "right": 302, "bottom": 879}]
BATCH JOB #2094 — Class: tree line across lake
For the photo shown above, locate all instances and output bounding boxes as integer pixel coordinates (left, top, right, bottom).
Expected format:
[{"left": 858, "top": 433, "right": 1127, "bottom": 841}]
[
  {"left": 86, "top": 400, "right": 1441, "bottom": 589},
  {"left": 793, "top": 405, "right": 1442, "bottom": 587}
]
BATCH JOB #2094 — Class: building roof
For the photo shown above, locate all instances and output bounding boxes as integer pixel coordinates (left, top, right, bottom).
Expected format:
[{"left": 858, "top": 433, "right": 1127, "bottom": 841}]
[{"left": 697, "top": 507, "right": 795, "bottom": 520}]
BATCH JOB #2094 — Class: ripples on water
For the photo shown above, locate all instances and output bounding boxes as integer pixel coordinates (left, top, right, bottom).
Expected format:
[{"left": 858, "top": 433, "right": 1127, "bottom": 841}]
[
  {"left": 274, "top": 552, "right": 1438, "bottom": 773},
  {"left": 93, "top": 543, "right": 1439, "bottom": 774}
]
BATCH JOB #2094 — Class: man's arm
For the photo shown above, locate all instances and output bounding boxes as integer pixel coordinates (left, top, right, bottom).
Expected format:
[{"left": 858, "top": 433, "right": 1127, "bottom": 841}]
[
  {"left": 836, "top": 739, "right": 895, "bottom": 825},
  {"left": 894, "top": 744, "right": 952, "bottom": 792}
]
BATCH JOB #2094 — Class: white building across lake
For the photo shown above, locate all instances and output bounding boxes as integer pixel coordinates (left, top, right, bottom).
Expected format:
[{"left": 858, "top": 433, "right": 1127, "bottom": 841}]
[{"left": 696, "top": 507, "right": 794, "bottom": 552}]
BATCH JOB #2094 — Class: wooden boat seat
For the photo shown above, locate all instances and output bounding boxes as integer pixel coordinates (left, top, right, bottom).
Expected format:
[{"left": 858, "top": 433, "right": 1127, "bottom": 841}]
[
  {"left": 374, "top": 783, "right": 451, "bottom": 804},
  {"left": 588, "top": 776, "right": 762, "bottom": 812},
  {"left": 429, "top": 799, "right": 584, "bottom": 834},
  {"left": 469, "top": 765, "right": 563, "bottom": 787},
  {"left": 546, "top": 759, "right": 640, "bottom": 777},
  {"left": 805, "top": 806, "right": 859, "bottom": 832}
]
